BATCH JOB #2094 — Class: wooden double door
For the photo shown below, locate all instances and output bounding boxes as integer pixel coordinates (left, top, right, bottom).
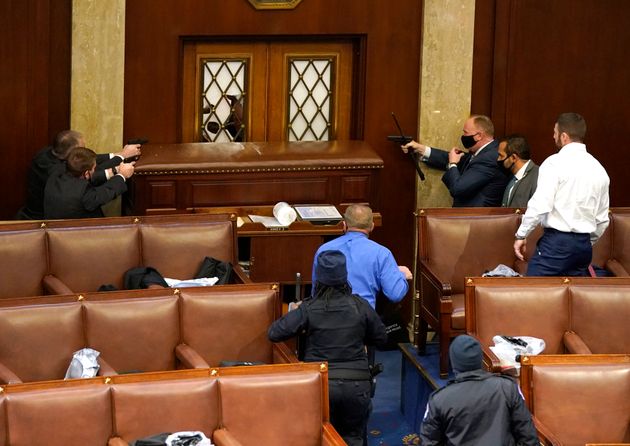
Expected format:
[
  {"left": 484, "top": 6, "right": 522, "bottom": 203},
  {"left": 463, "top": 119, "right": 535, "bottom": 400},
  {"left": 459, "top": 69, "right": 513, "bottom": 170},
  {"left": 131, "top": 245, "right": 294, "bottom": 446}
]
[{"left": 182, "top": 39, "right": 356, "bottom": 143}]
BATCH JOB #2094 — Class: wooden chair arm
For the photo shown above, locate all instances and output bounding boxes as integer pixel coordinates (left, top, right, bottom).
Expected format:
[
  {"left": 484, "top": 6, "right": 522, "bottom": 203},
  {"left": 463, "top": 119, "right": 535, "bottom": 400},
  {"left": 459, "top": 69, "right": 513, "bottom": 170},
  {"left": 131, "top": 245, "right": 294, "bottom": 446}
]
[
  {"left": 212, "top": 428, "right": 243, "bottom": 446},
  {"left": 107, "top": 437, "right": 128, "bottom": 446},
  {"left": 606, "top": 259, "right": 629, "bottom": 277},
  {"left": 175, "top": 343, "right": 210, "bottom": 369},
  {"left": 42, "top": 274, "right": 74, "bottom": 295},
  {"left": 322, "top": 422, "right": 347, "bottom": 446},
  {"left": 97, "top": 357, "right": 118, "bottom": 376},
  {"left": 563, "top": 330, "right": 593, "bottom": 354},
  {"left": 0, "top": 361, "right": 22, "bottom": 384},
  {"left": 272, "top": 342, "right": 299, "bottom": 363},
  {"left": 231, "top": 264, "right": 252, "bottom": 284},
  {"left": 532, "top": 414, "right": 561, "bottom": 445},
  {"left": 417, "top": 259, "right": 451, "bottom": 297}
]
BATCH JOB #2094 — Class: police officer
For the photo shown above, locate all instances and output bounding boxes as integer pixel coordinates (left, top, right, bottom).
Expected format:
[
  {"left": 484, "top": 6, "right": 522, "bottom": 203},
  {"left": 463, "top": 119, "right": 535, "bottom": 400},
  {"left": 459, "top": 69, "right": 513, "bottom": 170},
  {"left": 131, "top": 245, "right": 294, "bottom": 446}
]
[
  {"left": 268, "top": 250, "right": 387, "bottom": 446},
  {"left": 420, "top": 335, "right": 539, "bottom": 446}
]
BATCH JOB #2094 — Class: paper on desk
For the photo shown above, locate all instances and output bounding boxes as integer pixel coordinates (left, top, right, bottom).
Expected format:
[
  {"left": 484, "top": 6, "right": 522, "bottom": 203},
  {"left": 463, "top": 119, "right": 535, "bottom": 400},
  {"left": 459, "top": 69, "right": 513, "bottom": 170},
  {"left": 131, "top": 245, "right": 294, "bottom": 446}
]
[{"left": 248, "top": 214, "right": 286, "bottom": 228}]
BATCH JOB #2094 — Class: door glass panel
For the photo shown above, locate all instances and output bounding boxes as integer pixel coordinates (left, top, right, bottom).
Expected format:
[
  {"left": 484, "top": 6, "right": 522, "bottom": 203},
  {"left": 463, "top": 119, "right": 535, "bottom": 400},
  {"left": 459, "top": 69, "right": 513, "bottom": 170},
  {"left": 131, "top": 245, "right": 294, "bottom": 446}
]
[
  {"left": 200, "top": 59, "right": 248, "bottom": 142},
  {"left": 287, "top": 57, "right": 334, "bottom": 141}
]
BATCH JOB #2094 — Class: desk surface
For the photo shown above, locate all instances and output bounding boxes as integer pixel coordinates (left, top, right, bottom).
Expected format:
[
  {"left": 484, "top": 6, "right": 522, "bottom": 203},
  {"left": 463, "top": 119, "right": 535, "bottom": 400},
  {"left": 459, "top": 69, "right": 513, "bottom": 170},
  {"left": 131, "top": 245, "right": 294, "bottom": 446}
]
[
  {"left": 134, "top": 140, "right": 384, "bottom": 174},
  {"left": 193, "top": 206, "right": 381, "bottom": 236}
]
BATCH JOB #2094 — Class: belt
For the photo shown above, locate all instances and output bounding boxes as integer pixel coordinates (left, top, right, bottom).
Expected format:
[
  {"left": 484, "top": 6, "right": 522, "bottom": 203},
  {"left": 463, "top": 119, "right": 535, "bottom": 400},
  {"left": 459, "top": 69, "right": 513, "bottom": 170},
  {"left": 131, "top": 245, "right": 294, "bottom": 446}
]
[{"left": 328, "top": 368, "right": 371, "bottom": 381}]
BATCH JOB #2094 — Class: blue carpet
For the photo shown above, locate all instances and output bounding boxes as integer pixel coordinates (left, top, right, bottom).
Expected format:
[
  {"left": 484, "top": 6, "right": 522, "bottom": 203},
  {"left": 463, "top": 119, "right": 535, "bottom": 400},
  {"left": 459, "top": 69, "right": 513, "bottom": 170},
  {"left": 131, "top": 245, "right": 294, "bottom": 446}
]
[{"left": 367, "top": 349, "right": 421, "bottom": 446}]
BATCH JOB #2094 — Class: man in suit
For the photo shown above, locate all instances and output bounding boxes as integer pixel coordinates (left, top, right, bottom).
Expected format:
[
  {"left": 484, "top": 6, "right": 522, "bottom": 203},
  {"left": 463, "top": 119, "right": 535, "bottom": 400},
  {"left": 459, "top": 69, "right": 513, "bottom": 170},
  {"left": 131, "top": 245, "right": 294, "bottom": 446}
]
[
  {"left": 44, "top": 147, "right": 135, "bottom": 219},
  {"left": 16, "top": 130, "right": 141, "bottom": 220},
  {"left": 403, "top": 115, "right": 509, "bottom": 206},
  {"left": 497, "top": 134, "right": 539, "bottom": 208}
]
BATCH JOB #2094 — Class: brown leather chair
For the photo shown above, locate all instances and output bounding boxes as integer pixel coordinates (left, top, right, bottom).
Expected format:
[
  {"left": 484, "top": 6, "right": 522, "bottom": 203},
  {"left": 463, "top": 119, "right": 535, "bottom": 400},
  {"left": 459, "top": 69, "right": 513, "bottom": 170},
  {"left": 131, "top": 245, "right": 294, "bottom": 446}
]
[
  {"left": 214, "top": 367, "right": 341, "bottom": 446},
  {"left": 84, "top": 295, "right": 180, "bottom": 374},
  {"left": 178, "top": 286, "right": 295, "bottom": 367},
  {"left": 607, "top": 210, "right": 630, "bottom": 276},
  {"left": 46, "top": 223, "right": 141, "bottom": 292},
  {"left": 520, "top": 354, "right": 630, "bottom": 446},
  {"left": 0, "top": 225, "right": 48, "bottom": 298},
  {"left": 108, "top": 377, "right": 220, "bottom": 445},
  {"left": 416, "top": 208, "right": 521, "bottom": 376},
  {"left": 564, "top": 283, "right": 630, "bottom": 354},
  {"left": 5, "top": 385, "right": 112, "bottom": 446},
  {"left": 0, "top": 301, "right": 85, "bottom": 383},
  {"left": 464, "top": 277, "right": 570, "bottom": 371}
]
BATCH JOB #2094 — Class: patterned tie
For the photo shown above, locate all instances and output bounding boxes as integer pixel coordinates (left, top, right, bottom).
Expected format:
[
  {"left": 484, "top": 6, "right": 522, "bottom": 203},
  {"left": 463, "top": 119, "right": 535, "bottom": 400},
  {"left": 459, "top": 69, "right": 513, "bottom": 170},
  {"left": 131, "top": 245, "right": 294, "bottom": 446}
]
[{"left": 502, "top": 176, "right": 517, "bottom": 207}]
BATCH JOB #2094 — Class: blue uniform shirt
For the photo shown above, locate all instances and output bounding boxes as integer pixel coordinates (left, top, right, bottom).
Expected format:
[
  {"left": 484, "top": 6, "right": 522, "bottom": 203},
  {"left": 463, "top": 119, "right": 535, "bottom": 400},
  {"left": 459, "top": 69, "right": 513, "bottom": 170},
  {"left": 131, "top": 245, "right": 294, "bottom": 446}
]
[{"left": 312, "top": 231, "right": 408, "bottom": 308}]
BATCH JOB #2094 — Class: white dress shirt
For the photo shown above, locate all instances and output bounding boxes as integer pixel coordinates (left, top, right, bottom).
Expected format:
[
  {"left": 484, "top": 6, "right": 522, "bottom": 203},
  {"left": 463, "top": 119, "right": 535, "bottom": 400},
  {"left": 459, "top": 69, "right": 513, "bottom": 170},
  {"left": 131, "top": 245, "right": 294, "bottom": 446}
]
[{"left": 516, "top": 142, "right": 610, "bottom": 243}]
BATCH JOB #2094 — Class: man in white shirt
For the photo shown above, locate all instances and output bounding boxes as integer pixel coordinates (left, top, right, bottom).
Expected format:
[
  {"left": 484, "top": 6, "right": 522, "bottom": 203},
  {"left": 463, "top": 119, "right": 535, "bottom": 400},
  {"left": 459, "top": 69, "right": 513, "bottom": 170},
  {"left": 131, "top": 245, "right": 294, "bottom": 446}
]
[
  {"left": 497, "top": 134, "right": 539, "bottom": 208},
  {"left": 514, "top": 113, "right": 610, "bottom": 276}
]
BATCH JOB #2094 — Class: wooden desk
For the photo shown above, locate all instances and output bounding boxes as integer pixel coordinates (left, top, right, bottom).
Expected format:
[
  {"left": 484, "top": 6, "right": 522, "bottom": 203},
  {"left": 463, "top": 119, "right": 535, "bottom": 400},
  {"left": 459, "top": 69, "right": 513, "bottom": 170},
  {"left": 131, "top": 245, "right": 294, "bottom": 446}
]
[
  {"left": 193, "top": 206, "right": 382, "bottom": 297},
  {"left": 125, "top": 140, "right": 383, "bottom": 215}
]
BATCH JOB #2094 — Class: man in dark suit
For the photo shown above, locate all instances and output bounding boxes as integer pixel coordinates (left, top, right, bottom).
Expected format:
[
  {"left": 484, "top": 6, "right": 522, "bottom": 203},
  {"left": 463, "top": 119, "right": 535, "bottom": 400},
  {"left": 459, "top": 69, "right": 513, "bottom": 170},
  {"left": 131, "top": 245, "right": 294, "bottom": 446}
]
[
  {"left": 44, "top": 147, "right": 134, "bottom": 219},
  {"left": 497, "top": 134, "right": 539, "bottom": 208},
  {"left": 403, "top": 115, "right": 508, "bottom": 206},
  {"left": 16, "top": 130, "right": 141, "bottom": 220}
]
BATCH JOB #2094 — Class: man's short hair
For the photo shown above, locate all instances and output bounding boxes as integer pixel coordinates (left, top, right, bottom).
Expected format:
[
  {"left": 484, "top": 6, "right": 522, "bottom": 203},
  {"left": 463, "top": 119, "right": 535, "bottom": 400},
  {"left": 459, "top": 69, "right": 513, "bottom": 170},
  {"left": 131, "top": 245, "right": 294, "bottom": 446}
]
[
  {"left": 500, "top": 134, "right": 531, "bottom": 160},
  {"left": 66, "top": 147, "right": 96, "bottom": 177},
  {"left": 557, "top": 112, "right": 587, "bottom": 142},
  {"left": 471, "top": 115, "right": 495, "bottom": 137},
  {"left": 344, "top": 204, "right": 373, "bottom": 230},
  {"left": 52, "top": 130, "right": 84, "bottom": 160}
]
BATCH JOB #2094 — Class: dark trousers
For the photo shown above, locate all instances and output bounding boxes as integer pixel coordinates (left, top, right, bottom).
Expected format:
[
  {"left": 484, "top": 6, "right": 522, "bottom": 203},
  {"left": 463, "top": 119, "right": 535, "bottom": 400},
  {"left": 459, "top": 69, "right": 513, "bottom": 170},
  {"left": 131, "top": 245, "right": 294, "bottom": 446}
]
[
  {"left": 329, "top": 379, "right": 371, "bottom": 446},
  {"left": 527, "top": 228, "right": 592, "bottom": 276}
]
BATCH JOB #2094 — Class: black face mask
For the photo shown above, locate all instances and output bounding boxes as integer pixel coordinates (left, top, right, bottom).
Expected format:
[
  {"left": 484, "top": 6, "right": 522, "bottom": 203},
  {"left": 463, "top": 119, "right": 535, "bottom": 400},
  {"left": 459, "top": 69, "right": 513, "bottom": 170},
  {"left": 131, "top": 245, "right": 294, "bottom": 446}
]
[
  {"left": 497, "top": 157, "right": 514, "bottom": 176},
  {"left": 460, "top": 133, "right": 478, "bottom": 149}
]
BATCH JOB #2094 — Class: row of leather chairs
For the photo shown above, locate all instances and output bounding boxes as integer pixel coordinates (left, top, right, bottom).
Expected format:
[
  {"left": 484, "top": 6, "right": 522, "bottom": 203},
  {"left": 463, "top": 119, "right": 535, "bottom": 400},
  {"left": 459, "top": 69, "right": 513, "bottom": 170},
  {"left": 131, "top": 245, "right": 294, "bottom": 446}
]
[
  {"left": 414, "top": 207, "right": 630, "bottom": 376},
  {"left": 0, "top": 363, "right": 345, "bottom": 446}
]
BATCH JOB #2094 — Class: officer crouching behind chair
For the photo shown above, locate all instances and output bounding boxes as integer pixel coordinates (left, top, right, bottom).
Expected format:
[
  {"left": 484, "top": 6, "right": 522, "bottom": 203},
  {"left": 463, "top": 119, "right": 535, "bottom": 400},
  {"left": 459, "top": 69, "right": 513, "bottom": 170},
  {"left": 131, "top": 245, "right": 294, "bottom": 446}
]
[
  {"left": 268, "top": 250, "right": 387, "bottom": 446},
  {"left": 420, "top": 335, "right": 539, "bottom": 446}
]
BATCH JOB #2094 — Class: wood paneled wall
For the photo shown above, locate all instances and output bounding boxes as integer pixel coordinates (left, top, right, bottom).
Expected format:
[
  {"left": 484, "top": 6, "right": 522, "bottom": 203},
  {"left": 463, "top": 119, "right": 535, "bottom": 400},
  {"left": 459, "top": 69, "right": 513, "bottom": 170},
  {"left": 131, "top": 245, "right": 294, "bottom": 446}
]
[
  {"left": 473, "top": 0, "right": 630, "bottom": 206},
  {"left": 0, "top": 0, "right": 71, "bottom": 219},
  {"left": 123, "top": 1, "right": 424, "bottom": 301}
]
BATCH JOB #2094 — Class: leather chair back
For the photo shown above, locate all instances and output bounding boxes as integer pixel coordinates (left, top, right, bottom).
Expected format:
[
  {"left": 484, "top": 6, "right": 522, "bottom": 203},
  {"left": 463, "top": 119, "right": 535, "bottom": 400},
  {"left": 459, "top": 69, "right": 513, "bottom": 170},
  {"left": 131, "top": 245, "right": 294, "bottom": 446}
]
[
  {"left": 0, "top": 229, "right": 47, "bottom": 298},
  {"left": 219, "top": 370, "right": 323, "bottom": 446},
  {"left": 5, "top": 385, "right": 112, "bottom": 446},
  {"left": 180, "top": 288, "right": 277, "bottom": 366},
  {"left": 84, "top": 295, "right": 180, "bottom": 373},
  {"left": 111, "top": 378, "right": 219, "bottom": 442},
  {"left": 0, "top": 302, "right": 84, "bottom": 382},
  {"left": 423, "top": 213, "right": 519, "bottom": 294},
  {"left": 611, "top": 212, "right": 630, "bottom": 272},
  {"left": 571, "top": 285, "right": 630, "bottom": 353},
  {"left": 47, "top": 224, "right": 141, "bottom": 291},
  {"left": 140, "top": 219, "right": 234, "bottom": 280},
  {"left": 471, "top": 285, "right": 569, "bottom": 353},
  {"left": 531, "top": 363, "right": 630, "bottom": 445},
  {"left": 0, "top": 396, "right": 6, "bottom": 446}
]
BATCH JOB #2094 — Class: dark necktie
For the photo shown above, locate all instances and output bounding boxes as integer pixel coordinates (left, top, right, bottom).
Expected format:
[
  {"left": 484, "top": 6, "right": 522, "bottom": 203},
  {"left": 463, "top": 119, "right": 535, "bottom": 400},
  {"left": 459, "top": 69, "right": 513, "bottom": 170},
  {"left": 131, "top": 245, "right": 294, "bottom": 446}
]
[
  {"left": 461, "top": 154, "right": 473, "bottom": 171},
  {"left": 502, "top": 176, "right": 517, "bottom": 206}
]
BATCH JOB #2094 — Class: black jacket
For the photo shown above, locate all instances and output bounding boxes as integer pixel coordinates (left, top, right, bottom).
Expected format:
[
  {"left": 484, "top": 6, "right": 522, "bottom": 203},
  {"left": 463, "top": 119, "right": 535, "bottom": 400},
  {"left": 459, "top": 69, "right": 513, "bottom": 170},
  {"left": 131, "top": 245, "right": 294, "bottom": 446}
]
[
  {"left": 427, "top": 140, "right": 509, "bottom": 207},
  {"left": 43, "top": 168, "right": 127, "bottom": 219},
  {"left": 22, "top": 146, "right": 117, "bottom": 219},
  {"left": 268, "top": 289, "right": 387, "bottom": 377},
  {"left": 420, "top": 369, "right": 539, "bottom": 446}
]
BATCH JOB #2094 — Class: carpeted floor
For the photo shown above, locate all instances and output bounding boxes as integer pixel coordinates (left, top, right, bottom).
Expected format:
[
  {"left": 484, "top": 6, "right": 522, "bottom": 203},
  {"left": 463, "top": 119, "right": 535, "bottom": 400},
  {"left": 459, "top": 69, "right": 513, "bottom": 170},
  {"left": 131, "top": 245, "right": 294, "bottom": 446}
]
[{"left": 367, "top": 349, "right": 421, "bottom": 446}]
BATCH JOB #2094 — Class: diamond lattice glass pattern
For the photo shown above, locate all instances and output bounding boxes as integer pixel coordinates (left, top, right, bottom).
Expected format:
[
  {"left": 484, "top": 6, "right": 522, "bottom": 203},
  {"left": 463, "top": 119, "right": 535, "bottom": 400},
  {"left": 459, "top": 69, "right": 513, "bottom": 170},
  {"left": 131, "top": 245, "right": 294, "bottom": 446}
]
[
  {"left": 288, "top": 58, "right": 333, "bottom": 141},
  {"left": 200, "top": 59, "right": 248, "bottom": 142}
]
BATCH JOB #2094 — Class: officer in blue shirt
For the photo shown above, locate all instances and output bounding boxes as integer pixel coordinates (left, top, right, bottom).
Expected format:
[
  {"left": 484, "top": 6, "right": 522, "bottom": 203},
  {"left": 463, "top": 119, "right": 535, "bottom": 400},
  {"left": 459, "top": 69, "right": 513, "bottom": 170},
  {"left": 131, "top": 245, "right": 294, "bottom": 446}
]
[{"left": 312, "top": 204, "right": 412, "bottom": 309}]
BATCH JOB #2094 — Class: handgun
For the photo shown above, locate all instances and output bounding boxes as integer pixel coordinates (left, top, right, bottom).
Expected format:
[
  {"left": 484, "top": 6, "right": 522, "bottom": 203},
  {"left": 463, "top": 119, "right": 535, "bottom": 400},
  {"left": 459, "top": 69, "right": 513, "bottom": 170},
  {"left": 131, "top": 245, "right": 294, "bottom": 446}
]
[
  {"left": 125, "top": 138, "right": 148, "bottom": 162},
  {"left": 389, "top": 112, "right": 425, "bottom": 181}
]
